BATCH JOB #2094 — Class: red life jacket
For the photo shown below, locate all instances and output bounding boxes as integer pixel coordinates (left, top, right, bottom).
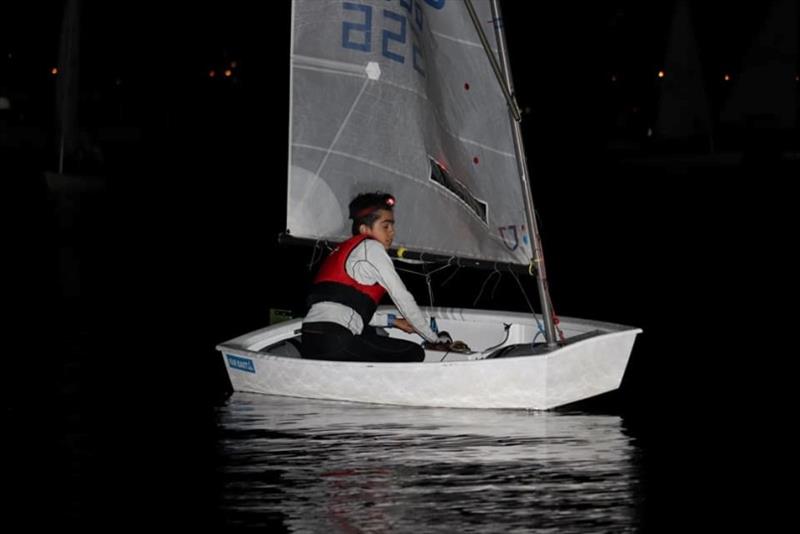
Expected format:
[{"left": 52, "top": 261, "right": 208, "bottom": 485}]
[{"left": 308, "top": 235, "right": 387, "bottom": 324}]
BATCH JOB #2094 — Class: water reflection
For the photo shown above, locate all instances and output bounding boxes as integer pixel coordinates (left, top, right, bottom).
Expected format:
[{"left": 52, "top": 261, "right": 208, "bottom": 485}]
[{"left": 216, "top": 394, "right": 643, "bottom": 532}]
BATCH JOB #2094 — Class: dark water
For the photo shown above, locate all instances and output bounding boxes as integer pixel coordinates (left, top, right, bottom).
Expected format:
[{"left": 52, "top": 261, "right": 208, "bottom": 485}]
[
  {"left": 8, "top": 371, "right": 653, "bottom": 531},
  {"left": 215, "top": 395, "right": 644, "bottom": 532}
]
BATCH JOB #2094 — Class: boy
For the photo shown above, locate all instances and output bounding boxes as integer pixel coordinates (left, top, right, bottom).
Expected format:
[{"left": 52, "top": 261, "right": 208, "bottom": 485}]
[{"left": 301, "top": 192, "right": 451, "bottom": 361}]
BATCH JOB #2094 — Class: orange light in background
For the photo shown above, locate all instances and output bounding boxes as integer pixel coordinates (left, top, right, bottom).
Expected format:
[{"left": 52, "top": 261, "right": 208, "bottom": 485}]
[
  {"left": 657, "top": 70, "right": 665, "bottom": 79},
  {"left": 51, "top": 67, "right": 58, "bottom": 75},
  {"left": 723, "top": 73, "right": 731, "bottom": 81},
  {"left": 224, "top": 69, "right": 232, "bottom": 77},
  {"left": 230, "top": 61, "right": 237, "bottom": 68},
  {"left": 209, "top": 70, "right": 216, "bottom": 78}
]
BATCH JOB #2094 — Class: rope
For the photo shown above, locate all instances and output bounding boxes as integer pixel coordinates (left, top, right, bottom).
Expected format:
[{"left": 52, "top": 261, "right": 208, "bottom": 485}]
[
  {"left": 440, "top": 258, "right": 461, "bottom": 287},
  {"left": 545, "top": 289, "right": 566, "bottom": 342},
  {"left": 481, "top": 322, "right": 512, "bottom": 354},
  {"left": 394, "top": 256, "right": 457, "bottom": 307},
  {"left": 510, "top": 269, "right": 545, "bottom": 337},
  {"left": 472, "top": 268, "right": 501, "bottom": 306},
  {"left": 307, "top": 239, "right": 324, "bottom": 271},
  {"left": 422, "top": 257, "right": 435, "bottom": 306},
  {"left": 490, "top": 263, "right": 503, "bottom": 301}
]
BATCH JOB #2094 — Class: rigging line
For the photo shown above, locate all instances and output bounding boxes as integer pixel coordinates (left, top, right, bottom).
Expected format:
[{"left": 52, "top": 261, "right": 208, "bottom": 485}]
[
  {"left": 395, "top": 267, "right": 423, "bottom": 276},
  {"left": 424, "top": 263, "right": 435, "bottom": 307},
  {"left": 544, "top": 284, "right": 566, "bottom": 342},
  {"left": 473, "top": 269, "right": 500, "bottom": 306},
  {"left": 395, "top": 266, "right": 442, "bottom": 277},
  {"left": 510, "top": 270, "right": 544, "bottom": 333},
  {"left": 429, "top": 256, "right": 456, "bottom": 276},
  {"left": 307, "top": 239, "right": 323, "bottom": 271},
  {"left": 480, "top": 323, "right": 512, "bottom": 354},
  {"left": 464, "top": 0, "right": 521, "bottom": 121},
  {"left": 441, "top": 261, "right": 461, "bottom": 287},
  {"left": 408, "top": 258, "right": 455, "bottom": 277},
  {"left": 416, "top": 252, "right": 435, "bottom": 305},
  {"left": 490, "top": 264, "right": 503, "bottom": 301},
  {"left": 395, "top": 260, "right": 452, "bottom": 276}
]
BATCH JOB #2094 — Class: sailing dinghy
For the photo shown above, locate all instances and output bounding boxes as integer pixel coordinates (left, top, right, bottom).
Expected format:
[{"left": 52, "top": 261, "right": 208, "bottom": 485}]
[{"left": 217, "top": 0, "right": 642, "bottom": 410}]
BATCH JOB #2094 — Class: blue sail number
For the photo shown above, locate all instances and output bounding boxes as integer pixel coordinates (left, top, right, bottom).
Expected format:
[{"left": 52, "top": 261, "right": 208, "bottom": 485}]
[{"left": 341, "top": 1, "right": 441, "bottom": 77}]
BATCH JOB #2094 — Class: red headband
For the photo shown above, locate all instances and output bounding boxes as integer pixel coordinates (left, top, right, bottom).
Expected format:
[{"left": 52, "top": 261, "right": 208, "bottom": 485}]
[{"left": 353, "top": 196, "right": 395, "bottom": 218}]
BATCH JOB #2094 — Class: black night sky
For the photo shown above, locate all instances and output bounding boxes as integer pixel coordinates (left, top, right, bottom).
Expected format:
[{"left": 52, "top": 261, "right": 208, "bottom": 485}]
[{"left": 2, "top": 1, "right": 796, "bottom": 528}]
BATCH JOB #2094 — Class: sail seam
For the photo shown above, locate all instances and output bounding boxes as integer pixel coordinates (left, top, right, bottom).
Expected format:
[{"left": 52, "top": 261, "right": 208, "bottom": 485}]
[
  {"left": 312, "top": 79, "right": 370, "bottom": 180},
  {"left": 296, "top": 143, "right": 430, "bottom": 187},
  {"left": 456, "top": 137, "right": 515, "bottom": 158},
  {"left": 431, "top": 31, "right": 498, "bottom": 53}
]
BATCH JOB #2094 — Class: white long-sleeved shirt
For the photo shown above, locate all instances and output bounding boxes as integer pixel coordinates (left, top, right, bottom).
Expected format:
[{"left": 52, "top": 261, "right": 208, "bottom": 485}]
[{"left": 303, "top": 238, "right": 439, "bottom": 342}]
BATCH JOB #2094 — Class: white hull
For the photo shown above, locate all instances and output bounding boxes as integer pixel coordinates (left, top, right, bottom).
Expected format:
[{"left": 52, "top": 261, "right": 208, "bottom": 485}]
[{"left": 217, "top": 307, "right": 641, "bottom": 410}]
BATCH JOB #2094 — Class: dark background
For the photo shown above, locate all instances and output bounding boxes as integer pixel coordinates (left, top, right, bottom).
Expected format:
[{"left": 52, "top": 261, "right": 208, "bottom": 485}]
[{"left": 2, "top": 0, "right": 795, "bottom": 527}]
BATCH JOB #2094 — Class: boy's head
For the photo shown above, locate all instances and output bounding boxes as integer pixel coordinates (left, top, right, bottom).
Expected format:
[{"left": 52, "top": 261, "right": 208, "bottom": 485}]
[
  {"left": 348, "top": 192, "right": 395, "bottom": 234},
  {"left": 349, "top": 192, "right": 396, "bottom": 249}
]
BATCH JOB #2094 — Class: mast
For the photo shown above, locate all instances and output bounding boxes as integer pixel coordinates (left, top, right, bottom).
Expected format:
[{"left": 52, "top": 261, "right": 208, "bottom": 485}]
[
  {"left": 466, "top": 0, "right": 557, "bottom": 346},
  {"left": 56, "top": 0, "right": 81, "bottom": 175}
]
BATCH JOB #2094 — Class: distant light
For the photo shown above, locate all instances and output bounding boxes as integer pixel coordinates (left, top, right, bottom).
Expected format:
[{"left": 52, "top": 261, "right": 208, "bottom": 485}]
[
  {"left": 610, "top": 74, "right": 617, "bottom": 82},
  {"left": 230, "top": 61, "right": 237, "bottom": 68},
  {"left": 657, "top": 70, "right": 665, "bottom": 79},
  {"left": 51, "top": 67, "right": 58, "bottom": 76},
  {"left": 796, "top": 74, "right": 799, "bottom": 82},
  {"left": 209, "top": 69, "right": 216, "bottom": 78},
  {"left": 114, "top": 77, "right": 122, "bottom": 86},
  {"left": 224, "top": 69, "right": 232, "bottom": 78},
  {"left": 723, "top": 73, "right": 731, "bottom": 82},
  {"left": 7, "top": 52, "right": 12, "bottom": 60}
]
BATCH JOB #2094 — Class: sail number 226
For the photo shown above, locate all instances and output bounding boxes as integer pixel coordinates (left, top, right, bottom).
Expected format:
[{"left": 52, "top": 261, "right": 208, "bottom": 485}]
[{"left": 342, "top": 0, "right": 445, "bottom": 78}]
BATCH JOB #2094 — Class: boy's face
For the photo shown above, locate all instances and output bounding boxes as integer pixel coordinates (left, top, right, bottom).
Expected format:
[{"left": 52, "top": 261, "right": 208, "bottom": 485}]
[{"left": 361, "top": 209, "right": 395, "bottom": 249}]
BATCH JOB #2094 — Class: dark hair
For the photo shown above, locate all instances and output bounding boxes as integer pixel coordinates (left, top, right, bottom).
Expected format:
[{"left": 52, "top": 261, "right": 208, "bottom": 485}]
[{"left": 349, "top": 191, "right": 396, "bottom": 235}]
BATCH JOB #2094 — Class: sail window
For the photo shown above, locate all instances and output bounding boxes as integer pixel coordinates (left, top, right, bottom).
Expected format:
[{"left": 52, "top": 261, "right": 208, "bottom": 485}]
[{"left": 429, "top": 158, "right": 488, "bottom": 225}]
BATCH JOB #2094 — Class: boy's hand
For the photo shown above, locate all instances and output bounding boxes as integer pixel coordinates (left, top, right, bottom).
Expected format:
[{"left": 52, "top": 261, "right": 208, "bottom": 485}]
[{"left": 393, "top": 318, "right": 416, "bottom": 334}]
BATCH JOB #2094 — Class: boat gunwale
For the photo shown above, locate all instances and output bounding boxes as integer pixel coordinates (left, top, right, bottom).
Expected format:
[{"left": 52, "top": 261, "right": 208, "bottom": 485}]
[{"left": 217, "top": 325, "right": 641, "bottom": 368}]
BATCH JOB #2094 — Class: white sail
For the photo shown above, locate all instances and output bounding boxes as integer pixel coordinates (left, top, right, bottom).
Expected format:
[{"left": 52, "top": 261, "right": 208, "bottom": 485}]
[
  {"left": 287, "top": 0, "right": 532, "bottom": 265},
  {"left": 720, "top": 0, "right": 798, "bottom": 131},
  {"left": 56, "top": 0, "right": 82, "bottom": 172},
  {"left": 655, "top": 0, "right": 712, "bottom": 141}
]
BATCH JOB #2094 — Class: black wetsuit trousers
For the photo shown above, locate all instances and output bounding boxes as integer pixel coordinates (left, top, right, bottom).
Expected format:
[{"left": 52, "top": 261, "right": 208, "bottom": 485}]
[{"left": 301, "top": 322, "right": 425, "bottom": 362}]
